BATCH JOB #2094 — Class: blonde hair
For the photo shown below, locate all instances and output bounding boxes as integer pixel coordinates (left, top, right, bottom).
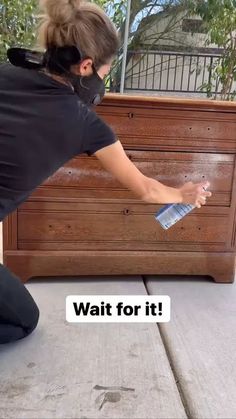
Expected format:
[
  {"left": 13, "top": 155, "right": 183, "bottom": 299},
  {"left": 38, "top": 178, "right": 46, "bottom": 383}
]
[{"left": 38, "top": 0, "right": 119, "bottom": 69}]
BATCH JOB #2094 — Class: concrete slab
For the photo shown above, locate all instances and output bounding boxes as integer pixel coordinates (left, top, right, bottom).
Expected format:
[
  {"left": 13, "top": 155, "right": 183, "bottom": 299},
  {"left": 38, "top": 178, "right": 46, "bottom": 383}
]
[
  {"left": 145, "top": 275, "right": 236, "bottom": 419},
  {"left": 0, "top": 277, "right": 186, "bottom": 419}
]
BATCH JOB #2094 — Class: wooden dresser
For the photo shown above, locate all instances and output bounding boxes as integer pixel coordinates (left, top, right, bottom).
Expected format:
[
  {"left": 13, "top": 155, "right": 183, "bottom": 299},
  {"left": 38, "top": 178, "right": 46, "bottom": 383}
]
[{"left": 3, "top": 94, "right": 236, "bottom": 283}]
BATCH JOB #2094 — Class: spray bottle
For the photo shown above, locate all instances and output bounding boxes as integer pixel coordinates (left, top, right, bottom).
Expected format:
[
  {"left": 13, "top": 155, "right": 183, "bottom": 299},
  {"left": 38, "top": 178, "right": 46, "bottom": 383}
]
[{"left": 155, "top": 187, "right": 208, "bottom": 230}]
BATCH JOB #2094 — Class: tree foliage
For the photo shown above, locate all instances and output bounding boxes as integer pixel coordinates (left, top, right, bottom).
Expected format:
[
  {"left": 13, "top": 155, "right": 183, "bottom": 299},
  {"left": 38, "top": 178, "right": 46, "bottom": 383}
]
[
  {"left": 189, "top": 0, "right": 236, "bottom": 100},
  {"left": 0, "top": 0, "right": 37, "bottom": 62}
]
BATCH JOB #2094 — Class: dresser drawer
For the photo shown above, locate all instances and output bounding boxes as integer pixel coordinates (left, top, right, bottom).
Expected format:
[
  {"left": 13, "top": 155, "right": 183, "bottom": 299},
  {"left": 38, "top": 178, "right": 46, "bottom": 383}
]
[
  {"left": 35, "top": 151, "right": 234, "bottom": 207},
  {"left": 97, "top": 105, "right": 236, "bottom": 152},
  {"left": 17, "top": 201, "right": 230, "bottom": 252}
]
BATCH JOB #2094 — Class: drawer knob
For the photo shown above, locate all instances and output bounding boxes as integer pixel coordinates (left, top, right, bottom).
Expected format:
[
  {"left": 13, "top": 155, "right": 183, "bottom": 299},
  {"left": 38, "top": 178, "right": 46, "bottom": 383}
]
[{"left": 128, "top": 112, "right": 134, "bottom": 119}]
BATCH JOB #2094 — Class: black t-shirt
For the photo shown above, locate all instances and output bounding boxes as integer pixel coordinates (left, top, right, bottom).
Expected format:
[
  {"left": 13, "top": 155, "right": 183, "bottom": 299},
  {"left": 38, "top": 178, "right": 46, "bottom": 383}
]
[{"left": 0, "top": 63, "right": 117, "bottom": 221}]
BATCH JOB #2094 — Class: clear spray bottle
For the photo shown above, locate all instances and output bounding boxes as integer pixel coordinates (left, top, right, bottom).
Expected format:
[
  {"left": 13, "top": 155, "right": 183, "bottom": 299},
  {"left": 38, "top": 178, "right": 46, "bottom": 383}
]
[{"left": 155, "top": 186, "right": 208, "bottom": 230}]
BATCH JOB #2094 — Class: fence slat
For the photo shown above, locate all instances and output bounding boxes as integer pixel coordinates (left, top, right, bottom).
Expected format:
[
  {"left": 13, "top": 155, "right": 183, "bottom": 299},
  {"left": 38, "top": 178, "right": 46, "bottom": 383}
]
[{"left": 122, "top": 50, "right": 226, "bottom": 96}]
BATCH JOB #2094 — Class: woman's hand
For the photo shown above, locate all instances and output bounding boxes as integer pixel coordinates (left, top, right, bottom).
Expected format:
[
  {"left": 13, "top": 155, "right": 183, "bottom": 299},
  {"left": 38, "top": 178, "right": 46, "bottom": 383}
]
[{"left": 179, "top": 181, "right": 212, "bottom": 208}]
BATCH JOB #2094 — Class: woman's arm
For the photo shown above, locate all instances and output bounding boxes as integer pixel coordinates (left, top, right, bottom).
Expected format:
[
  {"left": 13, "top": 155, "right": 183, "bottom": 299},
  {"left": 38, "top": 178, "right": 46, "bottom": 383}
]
[{"left": 94, "top": 140, "right": 211, "bottom": 207}]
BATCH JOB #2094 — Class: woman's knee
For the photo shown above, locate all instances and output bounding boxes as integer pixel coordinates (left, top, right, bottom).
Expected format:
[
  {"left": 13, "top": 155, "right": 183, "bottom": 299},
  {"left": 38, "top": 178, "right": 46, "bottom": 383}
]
[
  {"left": 12, "top": 297, "right": 40, "bottom": 341},
  {"left": 1, "top": 279, "right": 40, "bottom": 337},
  {"left": 0, "top": 264, "right": 40, "bottom": 342},
  {"left": 0, "top": 299, "right": 40, "bottom": 344},
  {"left": 25, "top": 298, "right": 40, "bottom": 335}
]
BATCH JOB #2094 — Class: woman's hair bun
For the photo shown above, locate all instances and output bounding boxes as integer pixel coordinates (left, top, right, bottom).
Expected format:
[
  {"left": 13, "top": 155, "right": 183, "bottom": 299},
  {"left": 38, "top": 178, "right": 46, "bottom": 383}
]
[
  {"left": 39, "top": 0, "right": 80, "bottom": 24},
  {"left": 38, "top": 0, "right": 119, "bottom": 68}
]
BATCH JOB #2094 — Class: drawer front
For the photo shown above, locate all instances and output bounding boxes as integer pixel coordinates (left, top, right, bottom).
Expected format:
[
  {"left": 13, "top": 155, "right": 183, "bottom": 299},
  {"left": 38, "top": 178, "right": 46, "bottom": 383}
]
[
  {"left": 97, "top": 106, "right": 236, "bottom": 152},
  {"left": 17, "top": 201, "right": 230, "bottom": 252},
  {"left": 35, "top": 151, "right": 235, "bottom": 207}
]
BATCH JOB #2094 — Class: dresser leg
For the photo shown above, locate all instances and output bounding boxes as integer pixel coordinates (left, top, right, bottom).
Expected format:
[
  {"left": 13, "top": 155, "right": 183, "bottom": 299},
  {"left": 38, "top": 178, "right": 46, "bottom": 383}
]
[
  {"left": 210, "top": 273, "right": 235, "bottom": 283},
  {"left": 209, "top": 257, "right": 235, "bottom": 283}
]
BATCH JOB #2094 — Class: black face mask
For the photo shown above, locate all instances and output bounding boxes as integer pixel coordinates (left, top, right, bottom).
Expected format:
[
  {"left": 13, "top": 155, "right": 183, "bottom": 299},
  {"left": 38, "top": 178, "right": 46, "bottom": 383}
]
[
  {"left": 70, "top": 66, "right": 106, "bottom": 106},
  {"left": 7, "top": 47, "right": 106, "bottom": 106}
]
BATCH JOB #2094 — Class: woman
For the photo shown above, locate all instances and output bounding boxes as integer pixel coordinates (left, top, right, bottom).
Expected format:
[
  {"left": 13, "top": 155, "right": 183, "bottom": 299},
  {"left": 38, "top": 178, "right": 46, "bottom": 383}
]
[{"left": 0, "top": 0, "right": 211, "bottom": 344}]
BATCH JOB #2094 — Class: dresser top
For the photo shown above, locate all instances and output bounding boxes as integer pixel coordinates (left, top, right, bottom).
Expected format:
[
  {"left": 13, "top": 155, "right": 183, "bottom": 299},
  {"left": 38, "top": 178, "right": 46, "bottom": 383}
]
[{"left": 102, "top": 93, "right": 236, "bottom": 112}]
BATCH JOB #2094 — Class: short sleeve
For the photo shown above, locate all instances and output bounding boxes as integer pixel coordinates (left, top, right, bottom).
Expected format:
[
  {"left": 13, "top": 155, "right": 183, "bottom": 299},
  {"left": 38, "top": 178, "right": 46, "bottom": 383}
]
[{"left": 81, "top": 106, "right": 118, "bottom": 157}]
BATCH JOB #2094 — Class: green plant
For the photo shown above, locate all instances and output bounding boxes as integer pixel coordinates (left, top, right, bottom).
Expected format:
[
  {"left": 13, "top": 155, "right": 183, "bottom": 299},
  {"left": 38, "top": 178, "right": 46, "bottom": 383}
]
[
  {"left": 190, "top": 0, "right": 236, "bottom": 100},
  {"left": 0, "top": 0, "right": 37, "bottom": 62}
]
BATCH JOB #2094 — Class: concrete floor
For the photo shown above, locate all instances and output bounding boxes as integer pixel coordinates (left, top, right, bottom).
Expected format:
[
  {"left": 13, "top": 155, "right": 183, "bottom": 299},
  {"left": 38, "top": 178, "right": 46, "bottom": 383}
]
[{"left": 0, "top": 222, "right": 236, "bottom": 418}]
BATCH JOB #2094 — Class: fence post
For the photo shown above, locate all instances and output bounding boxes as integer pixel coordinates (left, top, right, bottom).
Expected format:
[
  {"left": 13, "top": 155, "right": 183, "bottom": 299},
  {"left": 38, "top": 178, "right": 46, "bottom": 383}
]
[{"left": 120, "top": 0, "right": 132, "bottom": 93}]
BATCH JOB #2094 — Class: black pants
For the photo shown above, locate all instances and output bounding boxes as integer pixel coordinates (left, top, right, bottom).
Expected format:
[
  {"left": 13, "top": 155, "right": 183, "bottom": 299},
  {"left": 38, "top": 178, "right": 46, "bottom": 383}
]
[{"left": 0, "top": 263, "right": 39, "bottom": 344}]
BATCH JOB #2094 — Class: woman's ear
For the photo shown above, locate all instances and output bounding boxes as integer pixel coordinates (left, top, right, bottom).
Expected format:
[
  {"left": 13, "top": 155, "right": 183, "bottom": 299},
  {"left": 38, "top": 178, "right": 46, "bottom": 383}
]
[{"left": 71, "top": 58, "right": 93, "bottom": 76}]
